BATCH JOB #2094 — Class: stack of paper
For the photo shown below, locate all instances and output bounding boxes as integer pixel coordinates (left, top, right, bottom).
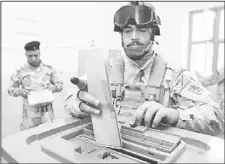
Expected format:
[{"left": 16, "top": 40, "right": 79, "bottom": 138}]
[{"left": 28, "top": 89, "right": 54, "bottom": 106}]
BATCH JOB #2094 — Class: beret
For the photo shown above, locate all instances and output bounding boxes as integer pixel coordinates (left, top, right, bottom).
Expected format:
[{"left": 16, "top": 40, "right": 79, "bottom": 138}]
[{"left": 24, "top": 41, "right": 40, "bottom": 51}]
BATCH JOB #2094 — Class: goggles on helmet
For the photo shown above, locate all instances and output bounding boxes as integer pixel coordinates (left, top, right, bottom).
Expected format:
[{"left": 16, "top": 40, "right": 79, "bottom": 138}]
[{"left": 114, "top": 4, "right": 161, "bottom": 35}]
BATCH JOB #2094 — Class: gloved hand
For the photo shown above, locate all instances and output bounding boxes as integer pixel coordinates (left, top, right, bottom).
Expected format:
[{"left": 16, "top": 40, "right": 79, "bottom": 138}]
[
  {"left": 66, "top": 77, "right": 101, "bottom": 117},
  {"left": 129, "top": 101, "right": 179, "bottom": 128},
  {"left": 18, "top": 88, "right": 30, "bottom": 98},
  {"left": 76, "top": 90, "right": 101, "bottom": 116}
]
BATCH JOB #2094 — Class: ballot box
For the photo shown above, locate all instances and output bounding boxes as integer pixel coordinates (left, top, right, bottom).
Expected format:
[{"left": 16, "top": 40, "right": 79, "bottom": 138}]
[{"left": 2, "top": 117, "right": 224, "bottom": 163}]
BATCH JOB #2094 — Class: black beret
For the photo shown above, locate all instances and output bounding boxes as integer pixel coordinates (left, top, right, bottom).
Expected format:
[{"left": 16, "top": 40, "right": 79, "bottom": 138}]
[{"left": 24, "top": 41, "right": 40, "bottom": 51}]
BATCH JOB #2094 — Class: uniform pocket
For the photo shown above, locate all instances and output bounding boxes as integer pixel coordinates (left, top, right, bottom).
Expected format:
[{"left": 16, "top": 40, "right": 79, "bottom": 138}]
[{"left": 21, "top": 75, "right": 31, "bottom": 87}]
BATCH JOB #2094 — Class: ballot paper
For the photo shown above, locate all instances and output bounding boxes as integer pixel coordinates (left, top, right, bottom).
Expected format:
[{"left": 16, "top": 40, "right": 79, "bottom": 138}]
[
  {"left": 27, "top": 89, "right": 54, "bottom": 106},
  {"left": 81, "top": 47, "right": 122, "bottom": 148}
]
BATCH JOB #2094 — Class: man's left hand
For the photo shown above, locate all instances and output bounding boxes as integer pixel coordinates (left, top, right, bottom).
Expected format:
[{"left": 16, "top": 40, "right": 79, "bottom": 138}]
[
  {"left": 129, "top": 101, "right": 179, "bottom": 128},
  {"left": 49, "top": 85, "right": 57, "bottom": 93}
]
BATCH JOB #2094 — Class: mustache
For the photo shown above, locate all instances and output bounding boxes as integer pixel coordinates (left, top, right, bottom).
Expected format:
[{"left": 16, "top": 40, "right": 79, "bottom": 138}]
[{"left": 127, "top": 41, "right": 144, "bottom": 48}]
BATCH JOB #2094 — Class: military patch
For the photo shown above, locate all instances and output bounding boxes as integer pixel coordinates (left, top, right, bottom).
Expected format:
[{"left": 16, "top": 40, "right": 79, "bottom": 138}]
[{"left": 188, "top": 84, "right": 204, "bottom": 95}]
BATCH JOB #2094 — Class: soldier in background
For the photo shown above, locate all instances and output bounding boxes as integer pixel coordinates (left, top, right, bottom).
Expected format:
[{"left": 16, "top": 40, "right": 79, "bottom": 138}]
[
  {"left": 8, "top": 41, "right": 63, "bottom": 130},
  {"left": 65, "top": 2, "right": 224, "bottom": 136},
  {"left": 199, "top": 67, "right": 224, "bottom": 110}
]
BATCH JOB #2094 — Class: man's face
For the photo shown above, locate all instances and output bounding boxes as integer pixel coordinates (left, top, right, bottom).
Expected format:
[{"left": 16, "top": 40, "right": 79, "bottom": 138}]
[
  {"left": 122, "top": 25, "right": 152, "bottom": 60},
  {"left": 25, "top": 50, "right": 41, "bottom": 67}
]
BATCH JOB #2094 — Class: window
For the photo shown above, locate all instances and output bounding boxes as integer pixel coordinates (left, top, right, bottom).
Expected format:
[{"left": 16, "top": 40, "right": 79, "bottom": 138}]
[
  {"left": 219, "top": 9, "right": 224, "bottom": 39},
  {"left": 188, "top": 6, "right": 224, "bottom": 76},
  {"left": 218, "top": 43, "right": 224, "bottom": 70}
]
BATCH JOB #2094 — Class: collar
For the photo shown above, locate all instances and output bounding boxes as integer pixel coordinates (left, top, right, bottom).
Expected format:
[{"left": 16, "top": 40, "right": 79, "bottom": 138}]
[
  {"left": 123, "top": 51, "right": 156, "bottom": 70},
  {"left": 27, "top": 60, "right": 44, "bottom": 70}
]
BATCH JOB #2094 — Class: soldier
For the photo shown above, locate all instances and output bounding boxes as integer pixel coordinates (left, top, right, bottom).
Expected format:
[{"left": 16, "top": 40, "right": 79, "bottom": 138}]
[
  {"left": 200, "top": 67, "right": 224, "bottom": 110},
  {"left": 65, "top": 2, "right": 224, "bottom": 136},
  {"left": 8, "top": 41, "right": 63, "bottom": 130}
]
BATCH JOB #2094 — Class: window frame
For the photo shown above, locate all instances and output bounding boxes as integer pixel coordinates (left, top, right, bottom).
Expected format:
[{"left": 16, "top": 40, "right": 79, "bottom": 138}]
[{"left": 187, "top": 6, "right": 224, "bottom": 74}]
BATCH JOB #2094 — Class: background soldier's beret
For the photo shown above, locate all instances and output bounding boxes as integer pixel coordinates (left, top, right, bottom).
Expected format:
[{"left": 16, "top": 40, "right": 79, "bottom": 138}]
[{"left": 24, "top": 41, "right": 40, "bottom": 51}]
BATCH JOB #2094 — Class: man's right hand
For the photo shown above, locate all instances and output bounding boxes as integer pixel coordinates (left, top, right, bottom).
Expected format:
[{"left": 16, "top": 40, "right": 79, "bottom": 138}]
[
  {"left": 18, "top": 88, "right": 30, "bottom": 98},
  {"left": 70, "top": 77, "right": 102, "bottom": 117},
  {"left": 77, "top": 90, "right": 101, "bottom": 115}
]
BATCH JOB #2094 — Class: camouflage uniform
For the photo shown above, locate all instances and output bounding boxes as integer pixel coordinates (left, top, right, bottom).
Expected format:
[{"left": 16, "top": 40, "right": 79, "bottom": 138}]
[
  {"left": 65, "top": 51, "right": 224, "bottom": 136},
  {"left": 8, "top": 61, "right": 63, "bottom": 130},
  {"left": 199, "top": 67, "right": 224, "bottom": 110}
]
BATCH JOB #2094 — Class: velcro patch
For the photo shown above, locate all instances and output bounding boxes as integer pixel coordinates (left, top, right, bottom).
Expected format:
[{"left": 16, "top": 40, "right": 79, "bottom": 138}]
[{"left": 188, "top": 84, "right": 204, "bottom": 95}]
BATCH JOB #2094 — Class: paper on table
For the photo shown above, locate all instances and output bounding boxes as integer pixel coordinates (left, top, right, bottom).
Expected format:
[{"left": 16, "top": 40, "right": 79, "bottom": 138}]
[
  {"left": 28, "top": 89, "right": 54, "bottom": 106},
  {"left": 81, "top": 47, "right": 122, "bottom": 149}
]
